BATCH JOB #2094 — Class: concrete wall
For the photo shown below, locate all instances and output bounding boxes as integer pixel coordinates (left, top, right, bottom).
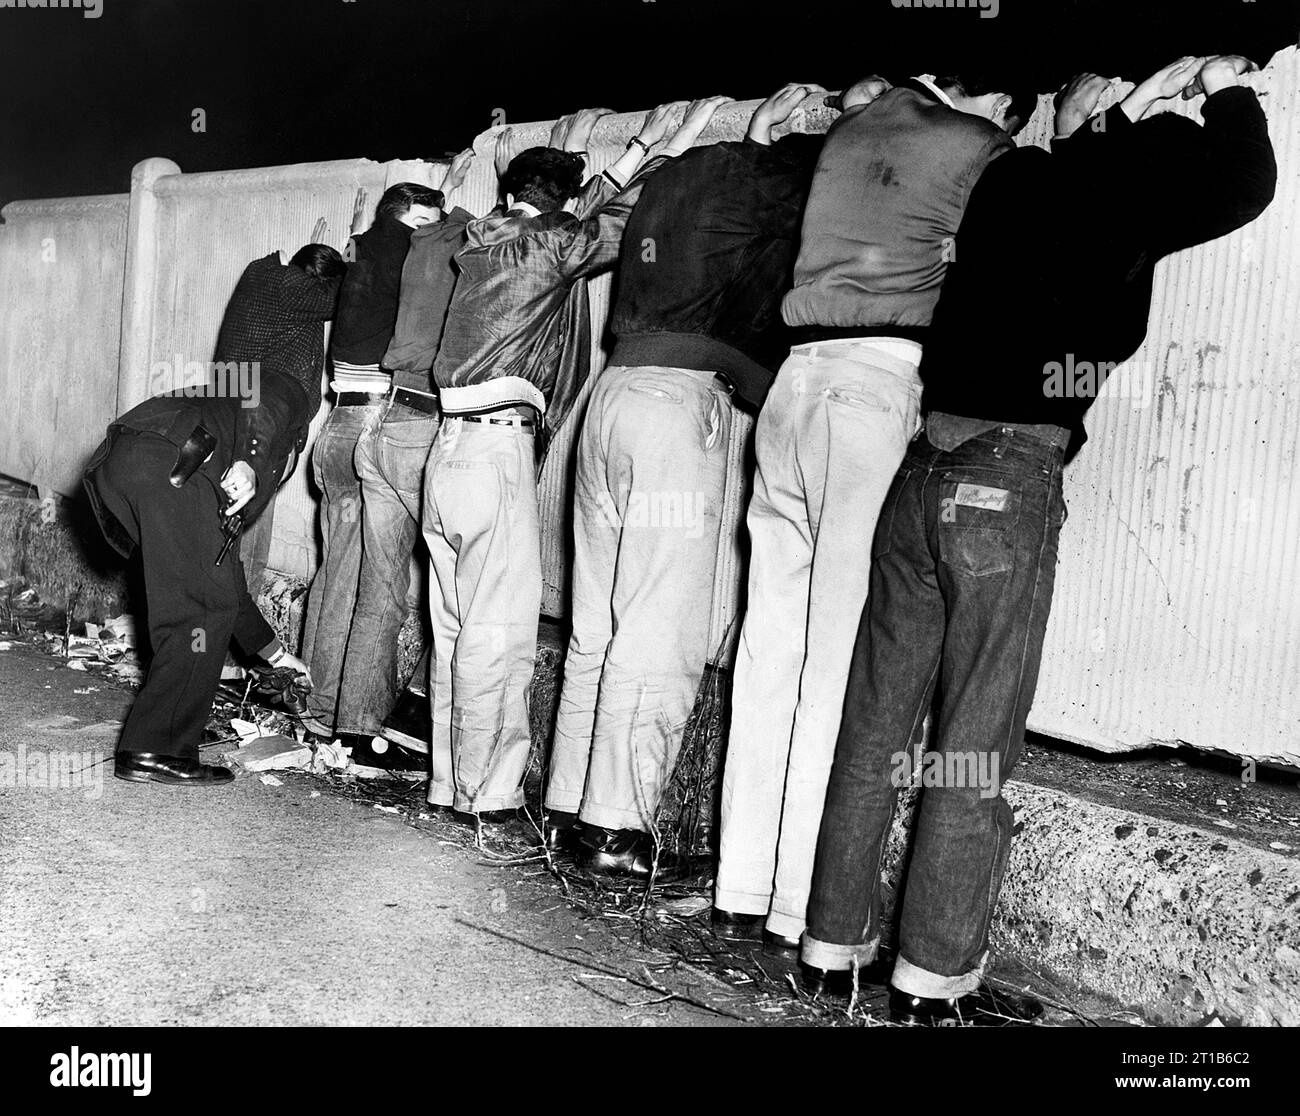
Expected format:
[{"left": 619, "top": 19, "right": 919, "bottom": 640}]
[
  {"left": 0, "top": 193, "right": 128, "bottom": 495},
  {"left": 0, "top": 50, "right": 1297, "bottom": 766}
]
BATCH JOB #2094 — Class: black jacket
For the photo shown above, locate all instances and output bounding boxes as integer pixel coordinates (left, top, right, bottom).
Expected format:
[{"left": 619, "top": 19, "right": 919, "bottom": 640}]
[
  {"left": 919, "top": 86, "right": 1277, "bottom": 456},
  {"left": 331, "top": 215, "right": 414, "bottom": 366},
  {"left": 608, "top": 134, "right": 821, "bottom": 409}
]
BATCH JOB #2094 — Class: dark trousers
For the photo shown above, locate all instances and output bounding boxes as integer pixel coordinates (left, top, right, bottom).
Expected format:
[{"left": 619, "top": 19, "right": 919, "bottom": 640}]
[
  {"left": 93, "top": 432, "right": 255, "bottom": 761},
  {"left": 804, "top": 423, "right": 1067, "bottom": 997}
]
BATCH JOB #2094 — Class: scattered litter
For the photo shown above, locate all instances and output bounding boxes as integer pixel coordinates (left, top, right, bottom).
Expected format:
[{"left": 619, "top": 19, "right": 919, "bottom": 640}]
[
  {"left": 1212, "top": 819, "right": 1238, "bottom": 829},
  {"left": 310, "top": 738, "right": 352, "bottom": 774},
  {"left": 258, "top": 774, "right": 284, "bottom": 787},
  {"left": 1269, "top": 841, "right": 1292, "bottom": 851},
  {"left": 373, "top": 804, "right": 400, "bottom": 814},
  {"left": 310, "top": 791, "right": 321, "bottom": 798},
  {"left": 660, "top": 895, "right": 711, "bottom": 917},
  {"left": 1168, "top": 758, "right": 1188, "bottom": 767},
  {"left": 1215, "top": 799, "right": 1228, "bottom": 807},
  {"left": 229, "top": 734, "right": 312, "bottom": 773},
  {"left": 0, "top": 641, "right": 13, "bottom": 651},
  {"left": 72, "top": 687, "right": 100, "bottom": 694},
  {"left": 229, "top": 718, "right": 262, "bottom": 746}
]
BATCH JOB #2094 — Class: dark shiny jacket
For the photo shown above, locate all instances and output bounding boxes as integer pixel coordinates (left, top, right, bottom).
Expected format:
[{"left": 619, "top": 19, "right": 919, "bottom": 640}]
[{"left": 433, "top": 159, "right": 666, "bottom": 433}]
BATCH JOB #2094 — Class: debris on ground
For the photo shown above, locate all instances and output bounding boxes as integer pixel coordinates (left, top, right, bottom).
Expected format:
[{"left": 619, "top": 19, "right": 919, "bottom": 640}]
[{"left": 229, "top": 734, "right": 312, "bottom": 773}]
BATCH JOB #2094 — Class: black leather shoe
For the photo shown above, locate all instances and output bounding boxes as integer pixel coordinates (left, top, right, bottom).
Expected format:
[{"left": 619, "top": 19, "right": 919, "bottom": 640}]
[
  {"left": 579, "top": 825, "right": 665, "bottom": 880},
  {"left": 888, "top": 983, "right": 1045, "bottom": 1027},
  {"left": 379, "top": 688, "right": 430, "bottom": 755},
  {"left": 340, "top": 731, "right": 426, "bottom": 774},
  {"left": 800, "top": 963, "right": 859, "bottom": 998},
  {"left": 541, "top": 810, "right": 580, "bottom": 851},
  {"left": 115, "top": 752, "right": 234, "bottom": 786},
  {"left": 711, "top": 908, "right": 765, "bottom": 942},
  {"left": 763, "top": 929, "right": 802, "bottom": 957}
]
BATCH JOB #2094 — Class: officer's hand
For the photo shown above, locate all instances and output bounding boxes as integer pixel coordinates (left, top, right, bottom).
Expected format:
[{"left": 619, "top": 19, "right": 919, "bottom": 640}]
[
  {"left": 220, "top": 460, "right": 257, "bottom": 515},
  {"left": 273, "top": 651, "right": 313, "bottom": 689}
]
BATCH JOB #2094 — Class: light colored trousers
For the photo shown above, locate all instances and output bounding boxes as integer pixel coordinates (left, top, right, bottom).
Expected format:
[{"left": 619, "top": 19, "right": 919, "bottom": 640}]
[
  {"left": 547, "top": 367, "right": 732, "bottom": 832},
  {"left": 422, "top": 417, "right": 541, "bottom": 813},
  {"left": 715, "top": 339, "right": 922, "bottom": 940}
]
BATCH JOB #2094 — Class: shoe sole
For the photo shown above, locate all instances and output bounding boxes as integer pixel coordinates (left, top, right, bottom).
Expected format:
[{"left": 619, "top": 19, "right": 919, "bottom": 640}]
[
  {"left": 114, "top": 768, "right": 233, "bottom": 786},
  {"left": 379, "top": 727, "right": 429, "bottom": 755}
]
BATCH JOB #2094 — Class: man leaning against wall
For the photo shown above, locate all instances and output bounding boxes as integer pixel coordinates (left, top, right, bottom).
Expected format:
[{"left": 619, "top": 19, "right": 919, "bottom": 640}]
[
  {"left": 421, "top": 98, "right": 727, "bottom": 821},
  {"left": 714, "top": 67, "right": 1036, "bottom": 955},
  {"left": 300, "top": 181, "right": 445, "bottom": 759}
]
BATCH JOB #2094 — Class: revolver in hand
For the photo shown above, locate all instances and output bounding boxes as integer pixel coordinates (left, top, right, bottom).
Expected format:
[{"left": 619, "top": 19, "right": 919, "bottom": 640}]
[{"left": 215, "top": 508, "right": 243, "bottom": 567}]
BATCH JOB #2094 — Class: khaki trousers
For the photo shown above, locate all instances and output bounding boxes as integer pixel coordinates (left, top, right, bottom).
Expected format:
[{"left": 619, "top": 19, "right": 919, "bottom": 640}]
[
  {"left": 422, "top": 417, "right": 541, "bottom": 813},
  {"left": 546, "top": 367, "right": 731, "bottom": 832},
  {"left": 715, "top": 339, "right": 922, "bottom": 940}
]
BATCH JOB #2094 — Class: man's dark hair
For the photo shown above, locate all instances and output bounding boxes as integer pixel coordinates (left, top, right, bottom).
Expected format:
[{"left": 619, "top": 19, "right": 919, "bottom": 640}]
[
  {"left": 289, "top": 243, "right": 347, "bottom": 282},
  {"left": 501, "top": 148, "right": 586, "bottom": 212},
  {"left": 375, "top": 182, "right": 445, "bottom": 222},
  {"left": 936, "top": 73, "right": 1040, "bottom": 135}
]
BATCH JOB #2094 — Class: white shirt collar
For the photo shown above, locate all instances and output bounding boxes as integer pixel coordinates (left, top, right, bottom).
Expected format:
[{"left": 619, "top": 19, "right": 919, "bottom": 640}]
[
  {"left": 508, "top": 201, "right": 542, "bottom": 218},
  {"left": 914, "top": 75, "right": 956, "bottom": 110}
]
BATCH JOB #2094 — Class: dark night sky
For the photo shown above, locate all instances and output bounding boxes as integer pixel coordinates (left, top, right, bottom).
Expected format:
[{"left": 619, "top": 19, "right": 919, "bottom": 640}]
[{"left": 0, "top": 0, "right": 1296, "bottom": 210}]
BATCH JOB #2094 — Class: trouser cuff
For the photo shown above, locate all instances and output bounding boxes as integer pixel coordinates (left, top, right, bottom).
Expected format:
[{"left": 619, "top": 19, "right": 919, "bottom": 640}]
[
  {"left": 712, "top": 886, "right": 771, "bottom": 917},
  {"left": 765, "top": 909, "right": 808, "bottom": 941},
  {"left": 801, "top": 933, "right": 878, "bottom": 972},
  {"left": 543, "top": 791, "right": 583, "bottom": 815},
  {"left": 426, "top": 782, "right": 455, "bottom": 808},
  {"left": 579, "top": 802, "right": 651, "bottom": 833},
  {"left": 456, "top": 788, "right": 525, "bottom": 814},
  {"left": 891, "top": 952, "right": 984, "bottom": 999}
]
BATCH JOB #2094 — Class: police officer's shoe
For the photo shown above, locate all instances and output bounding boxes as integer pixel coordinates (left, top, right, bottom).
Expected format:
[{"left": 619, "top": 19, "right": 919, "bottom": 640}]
[
  {"left": 114, "top": 752, "right": 234, "bottom": 785},
  {"left": 888, "top": 983, "right": 1045, "bottom": 1027},
  {"left": 339, "top": 732, "right": 426, "bottom": 774}
]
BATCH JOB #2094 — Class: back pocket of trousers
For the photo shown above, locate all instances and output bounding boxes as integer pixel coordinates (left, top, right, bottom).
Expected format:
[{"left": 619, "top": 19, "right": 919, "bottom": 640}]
[{"left": 937, "top": 477, "right": 1019, "bottom": 577}]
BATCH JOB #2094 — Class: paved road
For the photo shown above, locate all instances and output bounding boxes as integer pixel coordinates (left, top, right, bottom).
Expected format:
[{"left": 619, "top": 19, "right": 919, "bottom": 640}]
[{"left": 0, "top": 642, "right": 733, "bottom": 1027}]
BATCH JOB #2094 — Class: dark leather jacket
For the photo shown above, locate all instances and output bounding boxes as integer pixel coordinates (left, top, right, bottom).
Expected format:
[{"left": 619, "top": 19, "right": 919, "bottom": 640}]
[{"left": 432, "top": 159, "right": 666, "bottom": 434}]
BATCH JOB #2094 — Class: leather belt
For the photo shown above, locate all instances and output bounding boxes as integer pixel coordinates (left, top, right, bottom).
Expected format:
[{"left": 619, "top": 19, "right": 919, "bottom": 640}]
[
  {"left": 461, "top": 414, "right": 534, "bottom": 429},
  {"left": 389, "top": 387, "right": 439, "bottom": 415},
  {"left": 336, "top": 391, "right": 387, "bottom": 407}
]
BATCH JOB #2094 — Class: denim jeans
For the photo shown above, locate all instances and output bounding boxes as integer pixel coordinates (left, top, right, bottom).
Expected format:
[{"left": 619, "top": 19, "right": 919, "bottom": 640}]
[
  {"left": 301, "top": 399, "right": 386, "bottom": 730},
  {"left": 716, "top": 339, "right": 922, "bottom": 941},
  {"left": 803, "top": 420, "right": 1068, "bottom": 999},
  {"left": 335, "top": 401, "right": 439, "bottom": 736},
  {"left": 546, "top": 367, "right": 732, "bottom": 832}
]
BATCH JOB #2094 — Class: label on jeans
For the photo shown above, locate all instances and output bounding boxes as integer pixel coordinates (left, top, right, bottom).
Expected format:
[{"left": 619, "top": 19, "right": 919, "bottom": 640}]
[{"left": 954, "top": 483, "right": 1011, "bottom": 512}]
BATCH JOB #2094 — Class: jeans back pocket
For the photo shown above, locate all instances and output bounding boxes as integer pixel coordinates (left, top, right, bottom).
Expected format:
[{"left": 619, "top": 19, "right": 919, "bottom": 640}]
[{"left": 937, "top": 476, "right": 1021, "bottom": 577}]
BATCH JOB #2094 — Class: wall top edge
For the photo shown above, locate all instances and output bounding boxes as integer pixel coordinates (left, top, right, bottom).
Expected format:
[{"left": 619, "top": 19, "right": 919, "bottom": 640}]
[
  {"left": 151, "top": 156, "right": 443, "bottom": 196},
  {"left": 479, "top": 48, "right": 1290, "bottom": 152},
  {"left": 1, "top": 194, "right": 130, "bottom": 221}
]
